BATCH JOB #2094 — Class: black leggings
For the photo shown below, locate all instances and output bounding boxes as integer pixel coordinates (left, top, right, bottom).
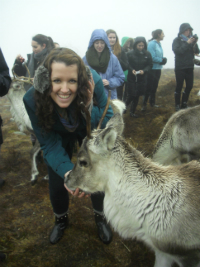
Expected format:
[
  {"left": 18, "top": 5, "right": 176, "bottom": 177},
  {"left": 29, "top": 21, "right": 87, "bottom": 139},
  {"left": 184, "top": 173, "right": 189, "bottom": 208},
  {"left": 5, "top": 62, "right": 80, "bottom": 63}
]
[
  {"left": 175, "top": 68, "right": 193, "bottom": 96},
  {"left": 143, "top": 69, "right": 161, "bottom": 105},
  {"left": 48, "top": 166, "right": 104, "bottom": 215}
]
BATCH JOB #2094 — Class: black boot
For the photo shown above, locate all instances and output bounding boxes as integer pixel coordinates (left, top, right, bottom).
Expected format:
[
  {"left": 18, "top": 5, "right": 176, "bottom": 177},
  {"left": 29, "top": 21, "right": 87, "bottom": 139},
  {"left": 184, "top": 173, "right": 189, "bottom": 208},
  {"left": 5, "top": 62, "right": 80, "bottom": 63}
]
[
  {"left": 174, "top": 92, "right": 181, "bottom": 111},
  {"left": 50, "top": 214, "right": 68, "bottom": 244},
  {"left": 94, "top": 212, "right": 112, "bottom": 244},
  {"left": 130, "top": 101, "right": 138, "bottom": 118},
  {"left": 181, "top": 91, "right": 190, "bottom": 109}
]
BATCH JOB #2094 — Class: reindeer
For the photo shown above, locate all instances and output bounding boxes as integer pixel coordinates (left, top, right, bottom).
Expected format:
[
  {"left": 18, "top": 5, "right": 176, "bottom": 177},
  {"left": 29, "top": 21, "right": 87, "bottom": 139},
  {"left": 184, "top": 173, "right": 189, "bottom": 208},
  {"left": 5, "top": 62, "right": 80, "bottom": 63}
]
[
  {"left": 7, "top": 75, "right": 48, "bottom": 185},
  {"left": 64, "top": 103, "right": 200, "bottom": 267},
  {"left": 152, "top": 105, "right": 200, "bottom": 165}
]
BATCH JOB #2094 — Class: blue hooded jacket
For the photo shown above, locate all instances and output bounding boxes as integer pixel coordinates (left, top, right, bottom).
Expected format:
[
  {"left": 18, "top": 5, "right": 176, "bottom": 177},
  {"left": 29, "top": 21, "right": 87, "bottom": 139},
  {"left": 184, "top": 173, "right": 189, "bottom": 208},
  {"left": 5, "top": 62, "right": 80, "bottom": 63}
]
[
  {"left": 83, "top": 29, "right": 125, "bottom": 99},
  {"left": 148, "top": 40, "right": 163, "bottom": 70}
]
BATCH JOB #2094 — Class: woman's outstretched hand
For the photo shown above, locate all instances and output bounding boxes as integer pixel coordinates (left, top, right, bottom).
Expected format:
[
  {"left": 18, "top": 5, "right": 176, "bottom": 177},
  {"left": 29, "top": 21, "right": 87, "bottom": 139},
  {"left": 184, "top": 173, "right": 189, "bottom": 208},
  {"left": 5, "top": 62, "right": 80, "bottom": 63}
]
[{"left": 64, "top": 171, "right": 90, "bottom": 198}]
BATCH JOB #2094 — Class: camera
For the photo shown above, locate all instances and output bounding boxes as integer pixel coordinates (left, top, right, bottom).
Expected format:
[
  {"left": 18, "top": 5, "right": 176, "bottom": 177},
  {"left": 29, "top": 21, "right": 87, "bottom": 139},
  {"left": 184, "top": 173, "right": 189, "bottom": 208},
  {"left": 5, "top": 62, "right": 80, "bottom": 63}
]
[
  {"left": 192, "top": 34, "right": 198, "bottom": 40},
  {"left": 135, "top": 71, "right": 140, "bottom": 75}
]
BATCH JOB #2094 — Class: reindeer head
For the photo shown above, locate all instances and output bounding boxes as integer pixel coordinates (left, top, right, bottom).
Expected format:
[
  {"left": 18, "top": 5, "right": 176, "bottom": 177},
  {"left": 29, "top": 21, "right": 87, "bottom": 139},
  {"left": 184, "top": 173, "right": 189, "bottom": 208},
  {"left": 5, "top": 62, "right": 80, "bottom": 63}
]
[{"left": 64, "top": 113, "right": 124, "bottom": 194}]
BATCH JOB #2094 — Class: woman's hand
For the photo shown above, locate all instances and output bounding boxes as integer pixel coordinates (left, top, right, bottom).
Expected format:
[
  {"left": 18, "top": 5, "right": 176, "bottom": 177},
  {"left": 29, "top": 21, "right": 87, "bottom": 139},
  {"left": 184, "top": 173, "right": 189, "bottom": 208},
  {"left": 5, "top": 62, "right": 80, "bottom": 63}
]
[
  {"left": 102, "top": 79, "right": 109, "bottom": 86},
  {"left": 64, "top": 171, "right": 90, "bottom": 198},
  {"left": 132, "top": 70, "right": 136, "bottom": 75},
  {"left": 86, "top": 76, "right": 94, "bottom": 108},
  {"left": 16, "top": 54, "right": 25, "bottom": 63},
  {"left": 187, "top": 37, "right": 195, "bottom": 44},
  {"left": 139, "top": 70, "right": 144, "bottom": 75}
]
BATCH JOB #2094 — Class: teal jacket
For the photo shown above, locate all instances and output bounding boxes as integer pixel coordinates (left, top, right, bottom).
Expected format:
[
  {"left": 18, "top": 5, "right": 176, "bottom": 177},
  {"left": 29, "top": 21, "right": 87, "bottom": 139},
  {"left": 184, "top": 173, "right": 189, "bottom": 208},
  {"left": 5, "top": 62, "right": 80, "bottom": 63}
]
[
  {"left": 23, "top": 69, "right": 113, "bottom": 179},
  {"left": 148, "top": 40, "right": 163, "bottom": 70}
]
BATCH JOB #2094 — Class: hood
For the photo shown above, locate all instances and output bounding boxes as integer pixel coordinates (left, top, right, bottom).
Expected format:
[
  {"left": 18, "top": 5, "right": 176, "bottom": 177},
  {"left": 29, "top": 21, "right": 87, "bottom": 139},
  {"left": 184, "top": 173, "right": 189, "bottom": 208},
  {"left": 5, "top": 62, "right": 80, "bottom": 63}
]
[
  {"left": 87, "top": 29, "right": 112, "bottom": 53},
  {"left": 178, "top": 23, "right": 193, "bottom": 35},
  {"left": 121, "top": 37, "right": 130, "bottom": 46},
  {"left": 133, "top": 36, "right": 147, "bottom": 50}
]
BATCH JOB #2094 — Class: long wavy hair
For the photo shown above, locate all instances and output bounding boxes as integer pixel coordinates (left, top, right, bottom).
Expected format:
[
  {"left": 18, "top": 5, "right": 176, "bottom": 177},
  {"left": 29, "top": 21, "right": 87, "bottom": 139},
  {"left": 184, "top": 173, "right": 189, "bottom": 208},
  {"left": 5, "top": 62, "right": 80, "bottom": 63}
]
[
  {"left": 34, "top": 48, "right": 90, "bottom": 132},
  {"left": 106, "top": 29, "right": 121, "bottom": 59},
  {"left": 32, "top": 34, "right": 55, "bottom": 53}
]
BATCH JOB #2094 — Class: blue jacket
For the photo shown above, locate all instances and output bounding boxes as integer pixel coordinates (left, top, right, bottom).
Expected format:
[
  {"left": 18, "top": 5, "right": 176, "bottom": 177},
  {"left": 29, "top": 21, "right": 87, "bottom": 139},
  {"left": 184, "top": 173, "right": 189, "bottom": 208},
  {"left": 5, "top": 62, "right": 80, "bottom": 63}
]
[
  {"left": 83, "top": 29, "right": 125, "bottom": 99},
  {"left": 23, "top": 69, "right": 114, "bottom": 179},
  {"left": 148, "top": 40, "right": 163, "bottom": 70}
]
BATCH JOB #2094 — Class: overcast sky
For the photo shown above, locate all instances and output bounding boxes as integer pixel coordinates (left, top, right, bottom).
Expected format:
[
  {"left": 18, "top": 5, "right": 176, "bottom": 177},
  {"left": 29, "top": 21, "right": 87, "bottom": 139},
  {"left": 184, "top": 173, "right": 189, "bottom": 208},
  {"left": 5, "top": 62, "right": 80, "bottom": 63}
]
[{"left": 1, "top": 0, "right": 200, "bottom": 74}]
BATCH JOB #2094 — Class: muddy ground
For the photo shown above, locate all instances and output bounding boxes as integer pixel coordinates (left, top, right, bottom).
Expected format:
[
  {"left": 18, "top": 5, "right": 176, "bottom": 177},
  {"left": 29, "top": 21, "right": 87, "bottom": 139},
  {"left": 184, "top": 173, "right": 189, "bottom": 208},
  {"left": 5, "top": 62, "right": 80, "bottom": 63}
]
[{"left": 0, "top": 69, "right": 200, "bottom": 267}]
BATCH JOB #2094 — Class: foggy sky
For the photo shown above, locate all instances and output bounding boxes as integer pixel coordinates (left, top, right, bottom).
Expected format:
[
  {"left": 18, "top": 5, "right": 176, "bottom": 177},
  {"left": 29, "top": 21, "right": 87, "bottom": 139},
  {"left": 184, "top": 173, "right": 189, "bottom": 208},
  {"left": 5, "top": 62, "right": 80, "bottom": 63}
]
[{"left": 1, "top": 0, "right": 200, "bottom": 73}]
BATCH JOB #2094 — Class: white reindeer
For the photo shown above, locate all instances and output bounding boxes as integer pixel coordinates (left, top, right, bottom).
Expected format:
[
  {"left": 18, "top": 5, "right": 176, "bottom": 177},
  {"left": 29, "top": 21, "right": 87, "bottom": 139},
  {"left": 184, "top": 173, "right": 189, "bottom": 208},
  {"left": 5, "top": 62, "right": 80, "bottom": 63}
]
[
  {"left": 7, "top": 81, "right": 48, "bottom": 185},
  {"left": 65, "top": 112, "right": 200, "bottom": 267},
  {"left": 152, "top": 105, "right": 200, "bottom": 165}
]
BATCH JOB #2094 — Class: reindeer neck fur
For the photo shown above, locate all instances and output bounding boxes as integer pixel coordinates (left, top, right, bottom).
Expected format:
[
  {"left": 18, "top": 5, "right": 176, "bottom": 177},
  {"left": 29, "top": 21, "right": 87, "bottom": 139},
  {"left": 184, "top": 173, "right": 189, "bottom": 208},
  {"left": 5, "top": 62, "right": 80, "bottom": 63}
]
[{"left": 103, "top": 135, "right": 200, "bottom": 246}]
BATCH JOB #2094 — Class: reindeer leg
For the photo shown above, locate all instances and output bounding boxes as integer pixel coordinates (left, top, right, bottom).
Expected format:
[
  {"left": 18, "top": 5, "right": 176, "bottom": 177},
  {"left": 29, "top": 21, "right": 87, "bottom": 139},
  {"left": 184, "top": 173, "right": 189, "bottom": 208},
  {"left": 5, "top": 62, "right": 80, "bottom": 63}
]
[
  {"left": 30, "top": 139, "right": 41, "bottom": 186},
  {"left": 154, "top": 250, "right": 174, "bottom": 267}
]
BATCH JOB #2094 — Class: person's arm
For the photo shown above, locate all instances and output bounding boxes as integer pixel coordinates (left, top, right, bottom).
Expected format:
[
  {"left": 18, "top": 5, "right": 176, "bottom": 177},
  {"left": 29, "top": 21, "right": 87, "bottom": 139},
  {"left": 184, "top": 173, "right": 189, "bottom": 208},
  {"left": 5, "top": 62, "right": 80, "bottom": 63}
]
[
  {"left": 148, "top": 41, "right": 162, "bottom": 63},
  {"left": 143, "top": 52, "right": 153, "bottom": 73},
  {"left": 119, "top": 48, "right": 129, "bottom": 71},
  {"left": 0, "top": 49, "right": 12, "bottom": 97},
  {"left": 23, "top": 88, "right": 74, "bottom": 179},
  {"left": 172, "top": 38, "right": 191, "bottom": 55},
  {"left": 106, "top": 56, "right": 125, "bottom": 89}
]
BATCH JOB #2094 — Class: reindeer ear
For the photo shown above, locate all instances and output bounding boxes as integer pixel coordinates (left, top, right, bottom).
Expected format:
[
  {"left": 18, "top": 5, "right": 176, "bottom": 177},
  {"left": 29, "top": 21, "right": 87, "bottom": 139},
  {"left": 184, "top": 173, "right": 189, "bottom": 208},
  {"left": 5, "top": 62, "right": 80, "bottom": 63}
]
[
  {"left": 106, "top": 113, "right": 124, "bottom": 136},
  {"left": 101, "top": 127, "right": 117, "bottom": 150}
]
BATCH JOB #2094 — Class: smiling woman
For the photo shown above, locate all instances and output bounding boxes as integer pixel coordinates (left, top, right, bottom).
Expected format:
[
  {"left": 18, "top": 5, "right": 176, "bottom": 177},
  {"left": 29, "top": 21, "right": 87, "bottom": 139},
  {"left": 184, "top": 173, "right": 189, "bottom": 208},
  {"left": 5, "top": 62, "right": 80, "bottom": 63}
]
[{"left": 23, "top": 47, "right": 114, "bottom": 246}]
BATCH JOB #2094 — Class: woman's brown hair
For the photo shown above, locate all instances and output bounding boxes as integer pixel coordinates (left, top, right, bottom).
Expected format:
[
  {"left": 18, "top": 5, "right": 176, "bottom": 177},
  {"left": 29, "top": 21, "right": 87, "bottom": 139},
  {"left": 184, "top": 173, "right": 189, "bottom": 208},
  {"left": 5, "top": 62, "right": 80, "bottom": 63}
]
[
  {"left": 35, "top": 48, "right": 90, "bottom": 132},
  {"left": 106, "top": 29, "right": 121, "bottom": 59}
]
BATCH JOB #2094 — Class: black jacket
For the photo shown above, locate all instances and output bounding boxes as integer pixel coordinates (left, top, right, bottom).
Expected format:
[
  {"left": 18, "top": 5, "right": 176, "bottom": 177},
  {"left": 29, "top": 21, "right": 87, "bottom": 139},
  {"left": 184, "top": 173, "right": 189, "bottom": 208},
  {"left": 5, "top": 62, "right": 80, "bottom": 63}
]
[
  {"left": 172, "top": 23, "right": 199, "bottom": 70},
  {"left": 126, "top": 37, "right": 153, "bottom": 96},
  {"left": 0, "top": 48, "right": 12, "bottom": 145},
  {"left": 118, "top": 47, "right": 129, "bottom": 71}
]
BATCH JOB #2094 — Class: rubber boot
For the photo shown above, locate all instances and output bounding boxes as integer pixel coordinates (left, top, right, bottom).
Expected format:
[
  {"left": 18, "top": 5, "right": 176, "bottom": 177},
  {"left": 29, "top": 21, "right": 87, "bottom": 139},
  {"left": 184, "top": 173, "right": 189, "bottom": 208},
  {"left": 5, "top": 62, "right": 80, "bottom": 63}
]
[
  {"left": 181, "top": 91, "right": 190, "bottom": 109},
  {"left": 94, "top": 212, "right": 112, "bottom": 244},
  {"left": 175, "top": 92, "right": 181, "bottom": 111},
  {"left": 130, "top": 101, "right": 138, "bottom": 118},
  {"left": 50, "top": 214, "right": 68, "bottom": 244}
]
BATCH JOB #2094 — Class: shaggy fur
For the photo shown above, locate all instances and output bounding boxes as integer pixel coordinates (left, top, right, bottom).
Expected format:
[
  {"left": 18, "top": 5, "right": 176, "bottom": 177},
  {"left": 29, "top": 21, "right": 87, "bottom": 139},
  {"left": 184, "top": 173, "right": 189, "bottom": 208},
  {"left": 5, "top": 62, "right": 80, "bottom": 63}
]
[
  {"left": 65, "top": 113, "right": 200, "bottom": 267},
  {"left": 34, "top": 65, "right": 50, "bottom": 94},
  {"left": 152, "top": 105, "right": 200, "bottom": 165}
]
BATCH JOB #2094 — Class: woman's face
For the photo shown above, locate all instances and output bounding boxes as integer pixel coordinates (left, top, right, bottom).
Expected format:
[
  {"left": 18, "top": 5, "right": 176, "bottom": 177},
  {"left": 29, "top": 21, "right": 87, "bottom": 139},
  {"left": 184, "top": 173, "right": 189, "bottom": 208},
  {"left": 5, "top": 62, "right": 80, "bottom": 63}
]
[
  {"left": 136, "top": 42, "right": 145, "bottom": 51},
  {"left": 158, "top": 31, "right": 165, "bottom": 41},
  {"left": 107, "top": 33, "right": 117, "bottom": 47},
  {"left": 94, "top": 40, "right": 105, "bottom": 53},
  {"left": 50, "top": 62, "right": 78, "bottom": 108},
  {"left": 183, "top": 29, "right": 191, "bottom": 37},
  {"left": 31, "top": 40, "right": 46, "bottom": 54}
]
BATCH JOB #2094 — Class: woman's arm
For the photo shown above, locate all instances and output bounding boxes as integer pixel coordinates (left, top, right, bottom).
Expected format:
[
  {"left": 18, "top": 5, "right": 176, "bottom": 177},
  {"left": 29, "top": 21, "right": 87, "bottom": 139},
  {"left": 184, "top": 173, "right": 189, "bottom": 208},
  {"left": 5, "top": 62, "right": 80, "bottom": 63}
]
[
  {"left": 106, "top": 55, "right": 125, "bottom": 89},
  {"left": 143, "top": 52, "right": 153, "bottom": 73},
  {"left": 0, "top": 49, "right": 12, "bottom": 96},
  {"left": 148, "top": 41, "right": 162, "bottom": 63},
  {"left": 172, "top": 38, "right": 191, "bottom": 55}
]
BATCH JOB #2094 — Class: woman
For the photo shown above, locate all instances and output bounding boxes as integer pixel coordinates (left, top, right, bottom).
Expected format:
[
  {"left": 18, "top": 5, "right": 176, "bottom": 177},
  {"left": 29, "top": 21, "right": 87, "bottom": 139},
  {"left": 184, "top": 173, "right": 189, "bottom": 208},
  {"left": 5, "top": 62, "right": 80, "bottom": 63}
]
[
  {"left": 126, "top": 37, "right": 152, "bottom": 118},
  {"left": 14, "top": 34, "right": 55, "bottom": 91},
  {"left": 142, "top": 29, "right": 167, "bottom": 111},
  {"left": 23, "top": 48, "right": 113, "bottom": 245},
  {"left": 172, "top": 23, "right": 199, "bottom": 111},
  {"left": 106, "top": 29, "right": 129, "bottom": 100},
  {"left": 83, "top": 29, "right": 125, "bottom": 100}
]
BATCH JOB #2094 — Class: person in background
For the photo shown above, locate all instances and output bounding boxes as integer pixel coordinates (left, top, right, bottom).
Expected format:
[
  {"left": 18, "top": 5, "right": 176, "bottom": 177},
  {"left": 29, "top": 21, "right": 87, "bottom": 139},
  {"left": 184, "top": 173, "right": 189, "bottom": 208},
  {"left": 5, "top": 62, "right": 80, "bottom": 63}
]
[
  {"left": 172, "top": 23, "right": 199, "bottom": 111},
  {"left": 0, "top": 48, "right": 12, "bottom": 262},
  {"left": 13, "top": 34, "right": 55, "bottom": 91},
  {"left": 126, "top": 37, "right": 152, "bottom": 118},
  {"left": 142, "top": 29, "right": 167, "bottom": 111},
  {"left": 106, "top": 29, "right": 129, "bottom": 100},
  {"left": 23, "top": 48, "right": 113, "bottom": 246},
  {"left": 54, "top": 42, "right": 60, "bottom": 48},
  {"left": 83, "top": 29, "right": 125, "bottom": 99},
  {"left": 121, "top": 37, "right": 134, "bottom": 102}
]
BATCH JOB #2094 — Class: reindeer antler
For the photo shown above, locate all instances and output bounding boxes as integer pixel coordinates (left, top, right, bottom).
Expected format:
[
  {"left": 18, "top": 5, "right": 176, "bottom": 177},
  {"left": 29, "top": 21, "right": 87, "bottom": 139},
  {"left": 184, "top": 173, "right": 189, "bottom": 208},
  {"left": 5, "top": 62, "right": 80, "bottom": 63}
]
[
  {"left": 97, "top": 90, "right": 111, "bottom": 130},
  {"left": 12, "top": 64, "right": 33, "bottom": 85},
  {"left": 81, "top": 102, "right": 92, "bottom": 139}
]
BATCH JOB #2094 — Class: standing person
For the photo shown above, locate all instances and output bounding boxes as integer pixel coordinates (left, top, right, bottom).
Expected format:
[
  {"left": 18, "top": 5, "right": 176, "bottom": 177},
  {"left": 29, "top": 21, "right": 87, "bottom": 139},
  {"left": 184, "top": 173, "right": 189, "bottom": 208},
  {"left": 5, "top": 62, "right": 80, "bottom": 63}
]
[
  {"left": 142, "top": 29, "right": 167, "bottom": 111},
  {"left": 83, "top": 29, "right": 125, "bottom": 100},
  {"left": 0, "top": 48, "right": 12, "bottom": 187},
  {"left": 23, "top": 48, "right": 113, "bottom": 245},
  {"left": 126, "top": 37, "right": 152, "bottom": 118},
  {"left": 121, "top": 37, "right": 134, "bottom": 103},
  {"left": 0, "top": 48, "right": 12, "bottom": 262},
  {"left": 106, "top": 29, "right": 129, "bottom": 100},
  {"left": 172, "top": 23, "right": 199, "bottom": 111},
  {"left": 13, "top": 34, "right": 55, "bottom": 91}
]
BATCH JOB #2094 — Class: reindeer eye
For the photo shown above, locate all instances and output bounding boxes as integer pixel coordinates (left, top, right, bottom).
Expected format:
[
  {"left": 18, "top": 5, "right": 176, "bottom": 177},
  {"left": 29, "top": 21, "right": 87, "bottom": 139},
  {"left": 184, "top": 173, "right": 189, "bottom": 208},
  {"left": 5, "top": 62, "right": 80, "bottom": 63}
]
[{"left": 79, "top": 160, "right": 88, "bottom": 167}]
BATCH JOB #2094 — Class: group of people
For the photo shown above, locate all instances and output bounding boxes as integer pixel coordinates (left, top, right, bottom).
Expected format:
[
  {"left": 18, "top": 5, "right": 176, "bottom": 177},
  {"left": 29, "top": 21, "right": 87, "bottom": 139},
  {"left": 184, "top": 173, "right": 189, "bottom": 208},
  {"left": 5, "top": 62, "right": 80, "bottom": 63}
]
[{"left": 0, "top": 22, "right": 199, "bottom": 258}]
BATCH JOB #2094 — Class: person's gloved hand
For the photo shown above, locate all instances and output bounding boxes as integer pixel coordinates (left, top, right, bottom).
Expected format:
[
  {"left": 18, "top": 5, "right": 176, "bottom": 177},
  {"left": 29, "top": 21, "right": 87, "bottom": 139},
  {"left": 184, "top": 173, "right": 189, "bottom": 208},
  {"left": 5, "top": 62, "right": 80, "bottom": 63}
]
[{"left": 160, "top": 57, "right": 167, "bottom": 65}]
